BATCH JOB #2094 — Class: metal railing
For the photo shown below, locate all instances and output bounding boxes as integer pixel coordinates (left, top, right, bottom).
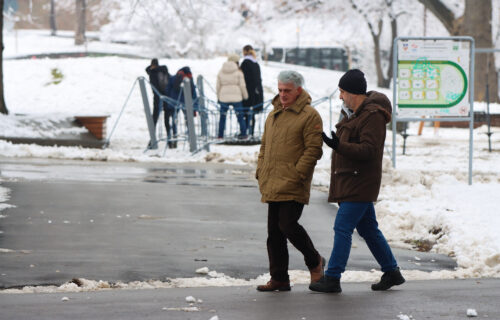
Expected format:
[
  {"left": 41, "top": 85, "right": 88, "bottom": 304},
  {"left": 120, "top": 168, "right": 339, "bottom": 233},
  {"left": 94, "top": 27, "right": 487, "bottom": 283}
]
[{"left": 106, "top": 75, "right": 339, "bottom": 155}]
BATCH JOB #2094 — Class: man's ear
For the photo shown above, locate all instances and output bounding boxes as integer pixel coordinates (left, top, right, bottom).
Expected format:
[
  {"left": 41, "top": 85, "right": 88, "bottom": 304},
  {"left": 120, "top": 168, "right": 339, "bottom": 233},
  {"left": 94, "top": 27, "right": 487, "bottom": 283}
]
[{"left": 297, "top": 86, "right": 303, "bottom": 93}]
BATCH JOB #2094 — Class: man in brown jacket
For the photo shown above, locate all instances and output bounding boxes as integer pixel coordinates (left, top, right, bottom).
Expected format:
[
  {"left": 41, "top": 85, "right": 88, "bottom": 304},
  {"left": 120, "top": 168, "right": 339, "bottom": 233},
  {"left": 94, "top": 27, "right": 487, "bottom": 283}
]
[
  {"left": 256, "top": 70, "right": 325, "bottom": 292},
  {"left": 309, "top": 69, "right": 405, "bottom": 293}
]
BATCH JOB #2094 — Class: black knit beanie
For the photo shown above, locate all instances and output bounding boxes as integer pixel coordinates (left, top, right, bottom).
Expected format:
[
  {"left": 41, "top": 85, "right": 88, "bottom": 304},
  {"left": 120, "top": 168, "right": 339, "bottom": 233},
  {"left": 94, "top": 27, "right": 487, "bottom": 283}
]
[{"left": 338, "top": 69, "right": 367, "bottom": 95}]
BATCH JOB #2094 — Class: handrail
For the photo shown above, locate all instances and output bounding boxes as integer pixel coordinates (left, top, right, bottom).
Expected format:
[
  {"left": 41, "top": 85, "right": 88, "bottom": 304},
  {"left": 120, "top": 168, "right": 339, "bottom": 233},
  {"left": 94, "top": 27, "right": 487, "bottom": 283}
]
[{"left": 106, "top": 76, "right": 338, "bottom": 153}]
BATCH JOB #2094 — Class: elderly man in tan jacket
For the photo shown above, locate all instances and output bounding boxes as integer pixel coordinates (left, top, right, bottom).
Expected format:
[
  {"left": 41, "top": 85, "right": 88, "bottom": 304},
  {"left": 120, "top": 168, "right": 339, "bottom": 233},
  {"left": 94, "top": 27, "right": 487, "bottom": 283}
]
[{"left": 256, "top": 70, "right": 325, "bottom": 292}]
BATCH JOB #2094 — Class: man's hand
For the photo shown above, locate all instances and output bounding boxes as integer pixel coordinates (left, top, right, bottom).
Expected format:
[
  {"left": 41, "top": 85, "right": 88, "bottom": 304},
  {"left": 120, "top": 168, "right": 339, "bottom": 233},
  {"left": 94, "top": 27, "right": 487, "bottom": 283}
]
[{"left": 322, "top": 131, "right": 339, "bottom": 150}]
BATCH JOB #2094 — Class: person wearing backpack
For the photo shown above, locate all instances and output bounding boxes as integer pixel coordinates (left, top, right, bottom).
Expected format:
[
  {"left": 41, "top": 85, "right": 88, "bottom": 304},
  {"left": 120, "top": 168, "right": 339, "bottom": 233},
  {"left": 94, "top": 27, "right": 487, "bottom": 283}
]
[
  {"left": 164, "top": 66, "right": 199, "bottom": 148},
  {"left": 145, "top": 58, "right": 170, "bottom": 131}
]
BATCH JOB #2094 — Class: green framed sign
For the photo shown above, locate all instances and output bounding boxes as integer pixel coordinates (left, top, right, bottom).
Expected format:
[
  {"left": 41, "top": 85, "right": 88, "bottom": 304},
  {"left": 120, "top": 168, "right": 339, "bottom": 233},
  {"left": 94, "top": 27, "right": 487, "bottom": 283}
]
[
  {"left": 398, "top": 60, "right": 467, "bottom": 108},
  {"left": 396, "top": 39, "right": 472, "bottom": 116},
  {"left": 392, "top": 37, "right": 475, "bottom": 185}
]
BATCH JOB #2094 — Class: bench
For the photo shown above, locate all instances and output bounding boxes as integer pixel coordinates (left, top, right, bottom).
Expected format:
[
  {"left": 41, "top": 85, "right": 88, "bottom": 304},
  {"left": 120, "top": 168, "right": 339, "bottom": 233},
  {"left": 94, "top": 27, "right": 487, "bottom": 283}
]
[{"left": 74, "top": 116, "right": 110, "bottom": 140}]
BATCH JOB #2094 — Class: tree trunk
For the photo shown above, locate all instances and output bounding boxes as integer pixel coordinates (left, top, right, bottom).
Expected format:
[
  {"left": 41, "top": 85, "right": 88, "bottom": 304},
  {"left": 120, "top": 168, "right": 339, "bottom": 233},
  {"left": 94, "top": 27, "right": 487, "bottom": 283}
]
[
  {"left": 418, "top": 0, "right": 498, "bottom": 103},
  {"left": 462, "top": 0, "right": 498, "bottom": 102},
  {"left": 417, "top": 0, "right": 460, "bottom": 34},
  {"left": 75, "top": 0, "right": 86, "bottom": 46},
  {"left": 0, "top": 0, "right": 9, "bottom": 115},
  {"left": 50, "top": 0, "right": 57, "bottom": 36},
  {"left": 372, "top": 31, "right": 386, "bottom": 88},
  {"left": 370, "top": 19, "right": 392, "bottom": 88},
  {"left": 381, "top": 14, "right": 398, "bottom": 88}
]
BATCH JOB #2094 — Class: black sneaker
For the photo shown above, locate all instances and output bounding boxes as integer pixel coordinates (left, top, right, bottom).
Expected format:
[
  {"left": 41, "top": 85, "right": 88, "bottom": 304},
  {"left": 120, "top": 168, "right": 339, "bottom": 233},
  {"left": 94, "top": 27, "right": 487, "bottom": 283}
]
[
  {"left": 308, "top": 275, "right": 341, "bottom": 293},
  {"left": 371, "top": 267, "right": 405, "bottom": 291}
]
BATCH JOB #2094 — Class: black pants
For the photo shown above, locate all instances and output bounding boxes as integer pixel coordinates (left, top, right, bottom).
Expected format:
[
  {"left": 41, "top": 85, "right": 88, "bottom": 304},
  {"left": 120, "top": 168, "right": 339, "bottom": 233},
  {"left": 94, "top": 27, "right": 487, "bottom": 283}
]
[
  {"left": 267, "top": 201, "right": 320, "bottom": 282},
  {"left": 152, "top": 94, "right": 161, "bottom": 126},
  {"left": 243, "top": 111, "right": 255, "bottom": 136},
  {"left": 152, "top": 96, "right": 177, "bottom": 140}
]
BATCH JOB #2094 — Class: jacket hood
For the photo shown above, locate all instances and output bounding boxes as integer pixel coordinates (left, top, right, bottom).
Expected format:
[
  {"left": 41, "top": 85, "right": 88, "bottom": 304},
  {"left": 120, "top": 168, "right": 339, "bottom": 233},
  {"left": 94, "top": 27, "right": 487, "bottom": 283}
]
[
  {"left": 356, "top": 90, "right": 392, "bottom": 123},
  {"left": 221, "top": 61, "right": 239, "bottom": 74},
  {"left": 271, "top": 89, "right": 312, "bottom": 114},
  {"left": 178, "top": 66, "right": 192, "bottom": 75}
]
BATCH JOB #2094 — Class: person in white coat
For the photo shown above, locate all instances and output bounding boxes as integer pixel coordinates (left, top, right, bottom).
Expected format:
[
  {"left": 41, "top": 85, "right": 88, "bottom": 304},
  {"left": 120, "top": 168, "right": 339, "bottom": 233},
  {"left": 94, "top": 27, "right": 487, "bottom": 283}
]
[{"left": 216, "top": 54, "right": 249, "bottom": 139}]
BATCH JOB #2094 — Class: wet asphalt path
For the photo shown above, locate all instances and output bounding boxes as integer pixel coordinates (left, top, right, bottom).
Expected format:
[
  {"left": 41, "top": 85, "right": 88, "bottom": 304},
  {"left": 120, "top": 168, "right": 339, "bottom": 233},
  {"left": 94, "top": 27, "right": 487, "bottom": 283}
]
[
  {"left": 1, "top": 279, "right": 499, "bottom": 320},
  {"left": 0, "top": 157, "right": 456, "bottom": 289}
]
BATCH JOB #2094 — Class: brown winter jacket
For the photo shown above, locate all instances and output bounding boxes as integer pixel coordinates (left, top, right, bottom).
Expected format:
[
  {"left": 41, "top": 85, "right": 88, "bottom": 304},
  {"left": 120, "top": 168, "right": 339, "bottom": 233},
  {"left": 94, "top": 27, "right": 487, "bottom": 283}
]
[
  {"left": 328, "top": 91, "right": 392, "bottom": 203},
  {"left": 256, "top": 90, "right": 323, "bottom": 205}
]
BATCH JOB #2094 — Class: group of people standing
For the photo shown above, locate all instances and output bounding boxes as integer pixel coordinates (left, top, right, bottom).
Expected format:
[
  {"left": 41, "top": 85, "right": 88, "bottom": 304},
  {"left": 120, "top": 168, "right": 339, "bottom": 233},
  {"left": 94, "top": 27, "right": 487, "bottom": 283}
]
[
  {"left": 216, "top": 45, "right": 264, "bottom": 139},
  {"left": 145, "top": 60, "right": 198, "bottom": 149},
  {"left": 145, "top": 45, "right": 263, "bottom": 145}
]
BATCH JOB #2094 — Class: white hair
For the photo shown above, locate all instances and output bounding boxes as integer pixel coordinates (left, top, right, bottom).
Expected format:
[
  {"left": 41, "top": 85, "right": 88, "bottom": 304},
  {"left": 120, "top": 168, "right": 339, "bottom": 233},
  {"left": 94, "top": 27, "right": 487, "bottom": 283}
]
[{"left": 278, "top": 70, "right": 304, "bottom": 88}]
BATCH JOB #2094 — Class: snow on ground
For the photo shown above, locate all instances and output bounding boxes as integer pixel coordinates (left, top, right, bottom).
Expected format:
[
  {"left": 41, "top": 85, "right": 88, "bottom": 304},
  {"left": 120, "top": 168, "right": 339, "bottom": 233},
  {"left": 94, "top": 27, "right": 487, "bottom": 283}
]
[
  {"left": 3, "top": 30, "right": 149, "bottom": 59},
  {"left": 0, "top": 113, "right": 87, "bottom": 138},
  {"left": 0, "top": 181, "right": 14, "bottom": 217},
  {"left": 1, "top": 30, "right": 500, "bottom": 291},
  {"left": 0, "top": 267, "right": 488, "bottom": 294}
]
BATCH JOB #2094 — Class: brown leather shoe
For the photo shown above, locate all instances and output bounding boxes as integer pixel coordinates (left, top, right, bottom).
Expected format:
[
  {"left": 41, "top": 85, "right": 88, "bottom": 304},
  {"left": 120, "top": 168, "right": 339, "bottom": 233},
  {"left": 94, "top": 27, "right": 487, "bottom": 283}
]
[
  {"left": 309, "top": 255, "right": 326, "bottom": 283},
  {"left": 256, "top": 279, "right": 291, "bottom": 292}
]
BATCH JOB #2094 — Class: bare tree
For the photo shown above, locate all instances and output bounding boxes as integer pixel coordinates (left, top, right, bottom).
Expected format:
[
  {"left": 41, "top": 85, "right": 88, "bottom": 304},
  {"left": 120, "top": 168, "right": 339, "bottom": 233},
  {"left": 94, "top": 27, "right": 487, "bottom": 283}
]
[
  {"left": 50, "top": 0, "right": 57, "bottom": 36},
  {"left": 350, "top": 0, "right": 401, "bottom": 88},
  {"left": 418, "top": 0, "right": 498, "bottom": 102},
  {"left": 75, "top": 0, "right": 86, "bottom": 45},
  {"left": 0, "top": 0, "right": 8, "bottom": 115}
]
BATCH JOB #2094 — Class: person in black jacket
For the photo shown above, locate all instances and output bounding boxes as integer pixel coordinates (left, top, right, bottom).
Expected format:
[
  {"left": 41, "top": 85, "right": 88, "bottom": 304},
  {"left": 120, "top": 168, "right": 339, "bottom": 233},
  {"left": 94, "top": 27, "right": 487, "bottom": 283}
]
[
  {"left": 145, "top": 58, "right": 170, "bottom": 130},
  {"left": 241, "top": 45, "right": 264, "bottom": 136}
]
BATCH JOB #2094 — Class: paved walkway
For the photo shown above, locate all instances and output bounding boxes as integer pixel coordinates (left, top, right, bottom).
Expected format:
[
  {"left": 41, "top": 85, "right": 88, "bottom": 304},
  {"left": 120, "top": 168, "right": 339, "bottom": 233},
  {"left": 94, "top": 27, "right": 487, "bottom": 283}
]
[
  {"left": 1, "top": 280, "right": 499, "bottom": 320},
  {"left": 0, "top": 158, "right": 456, "bottom": 289},
  {"left": 1, "top": 158, "right": 498, "bottom": 320}
]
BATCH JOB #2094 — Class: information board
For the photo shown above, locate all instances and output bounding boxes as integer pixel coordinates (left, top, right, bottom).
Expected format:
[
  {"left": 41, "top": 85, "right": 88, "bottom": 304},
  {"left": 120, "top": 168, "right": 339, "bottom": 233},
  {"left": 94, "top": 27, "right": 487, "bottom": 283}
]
[{"left": 397, "top": 39, "right": 472, "bottom": 116}]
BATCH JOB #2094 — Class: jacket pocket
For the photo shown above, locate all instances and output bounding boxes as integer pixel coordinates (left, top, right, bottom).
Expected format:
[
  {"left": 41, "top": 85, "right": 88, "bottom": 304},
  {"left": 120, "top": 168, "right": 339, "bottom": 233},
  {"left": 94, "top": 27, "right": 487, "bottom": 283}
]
[
  {"left": 288, "top": 163, "right": 304, "bottom": 183},
  {"left": 332, "top": 168, "right": 360, "bottom": 199},
  {"left": 272, "top": 162, "right": 303, "bottom": 196},
  {"left": 257, "top": 162, "right": 269, "bottom": 193},
  {"left": 333, "top": 168, "right": 361, "bottom": 176},
  {"left": 290, "top": 163, "right": 306, "bottom": 182}
]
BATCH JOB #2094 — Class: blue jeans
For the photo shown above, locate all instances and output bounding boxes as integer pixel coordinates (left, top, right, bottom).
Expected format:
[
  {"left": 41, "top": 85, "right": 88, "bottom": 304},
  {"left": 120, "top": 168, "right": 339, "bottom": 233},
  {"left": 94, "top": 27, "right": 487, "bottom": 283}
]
[
  {"left": 218, "top": 102, "right": 247, "bottom": 138},
  {"left": 164, "top": 107, "right": 177, "bottom": 140},
  {"left": 325, "top": 202, "right": 398, "bottom": 279}
]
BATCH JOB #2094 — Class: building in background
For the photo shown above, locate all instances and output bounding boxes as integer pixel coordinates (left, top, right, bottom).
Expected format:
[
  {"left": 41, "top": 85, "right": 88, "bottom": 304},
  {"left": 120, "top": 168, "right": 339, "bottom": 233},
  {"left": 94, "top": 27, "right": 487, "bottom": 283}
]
[{"left": 266, "top": 46, "right": 349, "bottom": 71}]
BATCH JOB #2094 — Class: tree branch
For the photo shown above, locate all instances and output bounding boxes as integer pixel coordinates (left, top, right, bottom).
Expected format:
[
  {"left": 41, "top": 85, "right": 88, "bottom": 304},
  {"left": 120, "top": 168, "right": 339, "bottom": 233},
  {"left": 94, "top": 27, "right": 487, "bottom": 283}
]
[{"left": 417, "top": 0, "right": 460, "bottom": 34}]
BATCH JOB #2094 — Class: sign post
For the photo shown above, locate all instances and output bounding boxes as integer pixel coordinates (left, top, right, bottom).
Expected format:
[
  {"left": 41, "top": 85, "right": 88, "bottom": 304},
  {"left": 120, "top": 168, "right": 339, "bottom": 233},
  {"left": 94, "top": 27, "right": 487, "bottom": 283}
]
[{"left": 392, "top": 37, "right": 475, "bottom": 184}]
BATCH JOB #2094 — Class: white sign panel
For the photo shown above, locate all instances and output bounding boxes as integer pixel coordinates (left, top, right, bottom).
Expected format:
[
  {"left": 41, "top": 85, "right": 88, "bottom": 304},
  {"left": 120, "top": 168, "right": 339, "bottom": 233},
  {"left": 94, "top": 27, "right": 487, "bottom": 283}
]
[{"left": 397, "top": 39, "right": 471, "bottom": 117}]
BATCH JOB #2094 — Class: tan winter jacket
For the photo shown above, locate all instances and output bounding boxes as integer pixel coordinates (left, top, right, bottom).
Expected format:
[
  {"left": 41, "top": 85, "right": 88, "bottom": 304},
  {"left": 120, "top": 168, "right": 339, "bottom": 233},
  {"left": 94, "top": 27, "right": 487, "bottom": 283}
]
[
  {"left": 256, "top": 90, "right": 323, "bottom": 205},
  {"left": 216, "top": 61, "right": 248, "bottom": 103}
]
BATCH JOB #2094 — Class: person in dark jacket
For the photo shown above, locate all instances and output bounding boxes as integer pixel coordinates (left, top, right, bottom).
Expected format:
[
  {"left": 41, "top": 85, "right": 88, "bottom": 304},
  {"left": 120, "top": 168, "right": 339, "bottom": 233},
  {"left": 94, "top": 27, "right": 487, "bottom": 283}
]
[
  {"left": 309, "top": 69, "right": 405, "bottom": 293},
  {"left": 145, "top": 58, "right": 170, "bottom": 130},
  {"left": 164, "top": 66, "right": 199, "bottom": 148},
  {"left": 240, "top": 45, "right": 264, "bottom": 136}
]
